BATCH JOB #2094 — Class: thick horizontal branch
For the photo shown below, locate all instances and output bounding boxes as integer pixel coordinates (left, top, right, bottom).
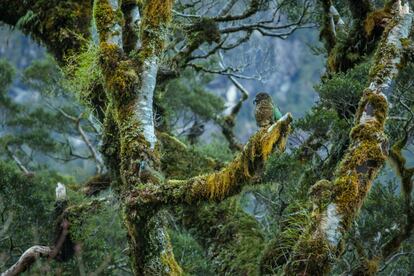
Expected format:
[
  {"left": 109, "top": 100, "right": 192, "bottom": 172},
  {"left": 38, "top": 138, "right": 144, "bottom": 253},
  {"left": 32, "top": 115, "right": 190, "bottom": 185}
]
[
  {"left": 0, "top": 0, "right": 93, "bottom": 63},
  {"left": 1, "top": 246, "right": 52, "bottom": 276},
  {"left": 130, "top": 114, "right": 292, "bottom": 206}
]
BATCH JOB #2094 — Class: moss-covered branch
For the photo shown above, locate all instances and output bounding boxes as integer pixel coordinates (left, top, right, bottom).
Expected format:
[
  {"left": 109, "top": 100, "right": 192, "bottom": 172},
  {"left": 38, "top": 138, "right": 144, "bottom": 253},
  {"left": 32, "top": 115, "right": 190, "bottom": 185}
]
[
  {"left": 157, "top": 132, "right": 264, "bottom": 274},
  {"left": 0, "top": 0, "right": 92, "bottom": 64},
  {"left": 93, "top": 0, "right": 182, "bottom": 274},
  {"left": 286, "top": 6, "right": 413, "bottom": 275},
  {"left": 130, "top": 114, "right": 292, "bottom": 205},
  {"left": 352, "top": 135, "right": 414, "bottom": 274}
]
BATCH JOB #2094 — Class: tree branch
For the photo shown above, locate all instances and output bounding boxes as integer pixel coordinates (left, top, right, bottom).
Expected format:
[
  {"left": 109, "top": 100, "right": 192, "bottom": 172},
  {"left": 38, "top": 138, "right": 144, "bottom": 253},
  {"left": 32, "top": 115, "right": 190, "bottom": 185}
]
[
  {"left": 130, "top": 114, "right": 292, "bottom": 205},
  {"left": 1, "top": 246, "right": 52, "bottom": 276},
  {"left": 286, "top": 6, "right": 414, "bottom": 274}
]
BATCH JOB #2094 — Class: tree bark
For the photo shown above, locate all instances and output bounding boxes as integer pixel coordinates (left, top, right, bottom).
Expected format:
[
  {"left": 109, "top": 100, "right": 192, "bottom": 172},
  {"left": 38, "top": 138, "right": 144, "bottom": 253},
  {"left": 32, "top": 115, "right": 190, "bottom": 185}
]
[
  {"left": 286, "top": 6, "right": 413, "bottom": 275},
  {"left": 132, "top": 114, "right": 292, "bottom": 205},
  {"left": 1, "top": 246, "right": 52, "bottom": 276}
]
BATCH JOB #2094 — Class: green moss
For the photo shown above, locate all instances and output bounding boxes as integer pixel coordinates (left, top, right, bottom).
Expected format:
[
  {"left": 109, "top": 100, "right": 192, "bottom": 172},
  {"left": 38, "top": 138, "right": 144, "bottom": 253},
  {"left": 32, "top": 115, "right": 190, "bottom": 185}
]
[
  {"left": 64, "top": 200, "right": 103, "bottom": 242},
  {"left": 158, "top": 132, "right": 218, "bottom": 179},
  {"left": 176, "top": 199, "right": 264, "bottom": 275},
  {"left": 63, "top": 43, "right": 105, "bottom": 113},
  {"left": 93, "top": 0, "right": 116, "bottom": 42},
  {"left": 6, "top": 0, "right": 93, "bottom": 63},
  {"left": 350, "top": 121, "right": 382, "bottom": 141},
  {"left": 98, "top": 42, "right": 139, "bottom": 106},
  {"left": 364, "top": 9, "right": 392, "bottom": 38},
  {"left": 309, "top": 180, "right": 333, "bottom": 208},
  {"left": 355, "top": 90, "right": 388, "bottom": 124},
  {"left": 285, "top": 231, "right": 332, "bottom": 275},
  {"left": 139, "top": 0, "right": 173, "bottom": 59}
]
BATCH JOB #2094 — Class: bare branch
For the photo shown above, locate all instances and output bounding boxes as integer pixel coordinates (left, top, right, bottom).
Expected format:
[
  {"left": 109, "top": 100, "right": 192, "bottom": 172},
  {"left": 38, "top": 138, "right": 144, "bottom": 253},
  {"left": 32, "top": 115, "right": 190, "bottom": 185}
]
[
  {"left": 5, "top": 145, "right": 30, "bottom": 175},
  {"left": 218, "top": 0, "right": 238, "bottom": 17},
  {"left": 1, "top": 246, "right": 52, "bottom": 276},
  {"left": 76, "top": 115, "right": 105, "bottom": 174}
]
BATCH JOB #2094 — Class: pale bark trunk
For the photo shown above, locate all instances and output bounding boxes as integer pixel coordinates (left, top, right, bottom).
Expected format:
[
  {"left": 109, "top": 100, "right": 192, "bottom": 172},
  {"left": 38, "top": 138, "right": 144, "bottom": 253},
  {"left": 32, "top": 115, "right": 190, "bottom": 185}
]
[{"left": 286, "top": 7, "right": 413, "bottom": 275}]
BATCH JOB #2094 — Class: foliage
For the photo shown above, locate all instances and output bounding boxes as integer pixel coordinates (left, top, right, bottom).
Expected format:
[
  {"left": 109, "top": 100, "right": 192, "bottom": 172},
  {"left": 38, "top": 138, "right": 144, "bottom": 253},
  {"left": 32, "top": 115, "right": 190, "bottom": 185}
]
[
  {"left": 158, "top": 69, "right": 225, "bottom": 133},
  {"left": 1, "top": 0, "right": 414, "bottom": 275}
]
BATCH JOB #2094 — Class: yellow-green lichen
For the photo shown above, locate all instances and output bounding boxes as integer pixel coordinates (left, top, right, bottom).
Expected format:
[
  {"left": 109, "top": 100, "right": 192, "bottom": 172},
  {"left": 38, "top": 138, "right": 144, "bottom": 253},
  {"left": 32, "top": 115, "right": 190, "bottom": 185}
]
[
  {"left": 355, "top": 90, "right": 388, "bottom": 124},
  {"left": 196, "top": 115, "right": 292, "bottom": 200},
  {"left": 93, "top": 0, "right": 116, "bottom": 42},
  {"left": 139, "top": 0, "right": 174, "bottom": 59},
  {"left": 364, "top": 8, "right": 392, "bottom": 38},
  {"left": 161, "top": 251, "right": 183, "bottom": 276},
  {"left": 285, "top": 231, "right": 332, "bottom": 275}
]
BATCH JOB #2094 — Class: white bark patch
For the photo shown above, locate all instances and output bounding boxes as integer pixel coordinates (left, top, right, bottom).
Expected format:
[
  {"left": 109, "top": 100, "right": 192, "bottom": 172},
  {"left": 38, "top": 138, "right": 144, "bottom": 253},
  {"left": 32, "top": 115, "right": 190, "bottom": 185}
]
[
  {"left": 373, "top": 12, "right": 413, "bottom": 97},
  {"left": 360, "top": 111, "right": 376, "bottom": 124},
  {"left": 135, "top": 56, "right": 158, "bottom": 149},
  {"left": 360, "top": 12, "right": 413, "bottom": 126},
  {"left": 320, "top": 203, "right": 342, "bottom": 247},
  {"left": 131, "top": 6, "right": 141, "bottom": 49}
]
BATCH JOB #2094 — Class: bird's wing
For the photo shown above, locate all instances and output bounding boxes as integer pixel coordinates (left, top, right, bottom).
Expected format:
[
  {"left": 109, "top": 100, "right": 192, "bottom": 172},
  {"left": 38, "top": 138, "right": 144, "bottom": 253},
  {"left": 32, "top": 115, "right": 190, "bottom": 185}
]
[{"left": 274, "top": 105, "right": 283, "bottom": 121}]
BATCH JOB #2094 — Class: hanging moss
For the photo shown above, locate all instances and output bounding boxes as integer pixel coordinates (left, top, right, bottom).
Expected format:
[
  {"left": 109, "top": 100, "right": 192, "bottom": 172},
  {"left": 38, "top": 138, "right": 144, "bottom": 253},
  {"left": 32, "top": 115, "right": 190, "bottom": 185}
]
[
  {"left": 285, "top": 226, "right": 332, "bottom": 275},
  {"left": 260, "top": 201, "right": 312, "bottom": 274}
]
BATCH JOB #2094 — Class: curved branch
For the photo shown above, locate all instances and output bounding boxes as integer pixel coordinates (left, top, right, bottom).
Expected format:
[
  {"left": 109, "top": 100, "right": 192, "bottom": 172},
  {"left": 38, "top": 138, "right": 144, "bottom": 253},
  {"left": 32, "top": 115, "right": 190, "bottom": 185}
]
[
  {"left": 286, "top": 7, "right": 414, "bottom": 275},
  {"left": 131, "top": 114, "right": 292, "bottom": 205},
  {"left": 1, "top": 246, "right": 52, "bottom": 276},
  {"left": 0, "top": 0, "right": 92, "bottom": 64}
]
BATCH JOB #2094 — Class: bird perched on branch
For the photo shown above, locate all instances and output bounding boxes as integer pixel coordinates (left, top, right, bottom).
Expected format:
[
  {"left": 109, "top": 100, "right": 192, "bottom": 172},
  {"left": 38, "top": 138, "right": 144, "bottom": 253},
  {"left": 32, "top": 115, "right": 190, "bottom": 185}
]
[{"left": 254, "top": 92, "right": 283, "bottom": 128}]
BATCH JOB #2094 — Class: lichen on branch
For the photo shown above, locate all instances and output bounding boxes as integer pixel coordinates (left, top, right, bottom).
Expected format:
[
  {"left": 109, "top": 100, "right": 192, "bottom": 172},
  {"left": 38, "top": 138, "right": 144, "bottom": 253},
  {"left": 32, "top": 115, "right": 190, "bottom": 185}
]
[
  {"left": 286, "top": 6, "right": 414, "bottom": 275},
  {"left": 131, "top": 113, "right": 292, "bottom": 205}
]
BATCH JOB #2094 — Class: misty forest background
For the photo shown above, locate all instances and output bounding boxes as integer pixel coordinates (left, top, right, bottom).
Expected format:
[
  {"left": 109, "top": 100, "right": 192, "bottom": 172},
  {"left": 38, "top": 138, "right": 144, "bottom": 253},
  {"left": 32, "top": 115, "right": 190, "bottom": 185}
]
[{"left": 1, "top": 0, "right": 414, "bottom": 275}]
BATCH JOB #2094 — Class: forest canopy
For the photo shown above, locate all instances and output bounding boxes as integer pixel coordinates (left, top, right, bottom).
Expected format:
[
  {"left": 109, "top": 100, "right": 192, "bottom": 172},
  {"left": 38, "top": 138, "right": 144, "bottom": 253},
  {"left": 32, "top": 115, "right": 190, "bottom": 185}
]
[{"left": 1, "top": 0, "right": 414, "bottom": 275}]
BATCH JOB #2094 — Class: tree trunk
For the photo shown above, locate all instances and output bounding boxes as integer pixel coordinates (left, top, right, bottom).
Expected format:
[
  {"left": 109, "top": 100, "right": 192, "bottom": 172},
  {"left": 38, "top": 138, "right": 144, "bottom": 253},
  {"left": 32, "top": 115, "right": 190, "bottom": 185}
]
[{"left": 286, "top": 6, "right": 413, "bottom": 275}]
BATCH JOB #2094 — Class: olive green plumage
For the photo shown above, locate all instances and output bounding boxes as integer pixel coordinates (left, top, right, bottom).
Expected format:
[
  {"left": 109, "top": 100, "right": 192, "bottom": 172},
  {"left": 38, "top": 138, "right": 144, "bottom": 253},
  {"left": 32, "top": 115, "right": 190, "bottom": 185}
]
[{"left": 254, "top": 92, "right": 283, "bottom": 128}]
